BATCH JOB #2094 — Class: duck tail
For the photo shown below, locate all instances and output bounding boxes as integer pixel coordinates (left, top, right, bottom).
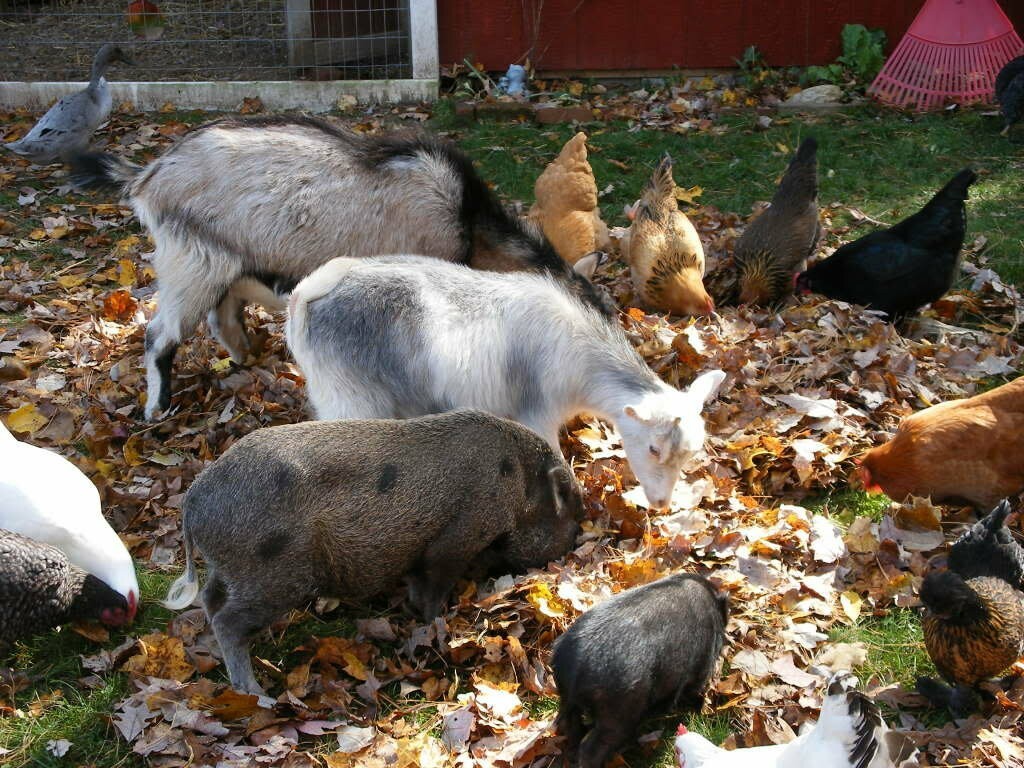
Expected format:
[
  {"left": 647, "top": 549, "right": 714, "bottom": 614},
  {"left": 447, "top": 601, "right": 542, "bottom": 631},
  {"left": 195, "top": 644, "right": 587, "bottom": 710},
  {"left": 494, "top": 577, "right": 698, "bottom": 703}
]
[{"left": 69, "top": 152, "right": 142, "bottom": 193}]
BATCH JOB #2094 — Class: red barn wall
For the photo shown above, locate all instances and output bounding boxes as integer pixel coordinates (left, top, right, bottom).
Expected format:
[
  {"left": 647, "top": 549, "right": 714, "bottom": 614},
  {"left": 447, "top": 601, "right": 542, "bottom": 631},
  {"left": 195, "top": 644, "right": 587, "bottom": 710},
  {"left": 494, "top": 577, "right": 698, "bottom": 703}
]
[{"left": 438, "top": 0, "right": 1024, "bottom": 73}]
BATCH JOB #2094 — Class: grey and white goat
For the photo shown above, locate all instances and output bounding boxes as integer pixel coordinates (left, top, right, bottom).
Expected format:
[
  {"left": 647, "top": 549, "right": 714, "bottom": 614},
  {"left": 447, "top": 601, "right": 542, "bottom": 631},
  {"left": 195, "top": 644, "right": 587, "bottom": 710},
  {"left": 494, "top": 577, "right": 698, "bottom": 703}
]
[
  {"left": 70, "top": 115, "right": 611, "bottom": 420},
  {"left": 287, "top": 255, "right": 726, "bottom": 509}
]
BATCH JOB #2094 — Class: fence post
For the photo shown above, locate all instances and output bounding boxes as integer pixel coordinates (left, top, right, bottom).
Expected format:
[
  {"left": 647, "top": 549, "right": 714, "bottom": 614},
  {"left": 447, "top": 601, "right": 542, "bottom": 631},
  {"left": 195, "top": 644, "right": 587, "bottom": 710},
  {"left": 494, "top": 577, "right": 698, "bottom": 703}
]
[
  {"left": 410, "top": 0, "right": 439, "bottom": 81},
  {"left": 286, "top": 0, "right": 314, "bottom": 69}
]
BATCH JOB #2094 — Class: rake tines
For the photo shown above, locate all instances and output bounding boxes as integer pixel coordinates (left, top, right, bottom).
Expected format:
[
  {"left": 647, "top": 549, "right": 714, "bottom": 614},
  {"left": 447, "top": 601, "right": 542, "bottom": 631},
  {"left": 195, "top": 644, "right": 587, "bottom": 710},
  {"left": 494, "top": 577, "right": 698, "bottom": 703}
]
[{"left": 869, "top": 0, "right": 1024, "bottom": 110}]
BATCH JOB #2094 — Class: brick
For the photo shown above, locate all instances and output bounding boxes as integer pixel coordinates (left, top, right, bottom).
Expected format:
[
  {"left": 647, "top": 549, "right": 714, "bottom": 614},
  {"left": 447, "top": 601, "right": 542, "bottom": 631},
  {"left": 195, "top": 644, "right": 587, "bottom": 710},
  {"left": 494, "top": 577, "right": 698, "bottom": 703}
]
[{"left": 534, "top": 104, "right": 595, "bottom": 124}]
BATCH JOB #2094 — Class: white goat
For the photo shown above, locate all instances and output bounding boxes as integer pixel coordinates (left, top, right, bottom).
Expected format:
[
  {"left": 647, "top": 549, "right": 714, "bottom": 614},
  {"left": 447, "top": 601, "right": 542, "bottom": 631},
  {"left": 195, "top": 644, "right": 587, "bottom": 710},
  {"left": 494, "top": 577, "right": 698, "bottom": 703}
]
[
  {"left": 287, "top": 255, "right": 725, "bottom": 509},
  {"left": 70, "top": 116, "right": 610, "bottom": 420}
]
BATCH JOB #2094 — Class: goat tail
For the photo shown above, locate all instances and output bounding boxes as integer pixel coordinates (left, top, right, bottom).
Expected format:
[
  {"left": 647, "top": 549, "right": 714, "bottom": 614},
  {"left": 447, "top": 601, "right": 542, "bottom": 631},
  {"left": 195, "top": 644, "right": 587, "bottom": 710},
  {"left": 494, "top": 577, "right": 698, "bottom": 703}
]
[
  {"left": 163, "top": 525, "right": 200, "bottom": 610},
  {"left": 69, "top": 152, "right": 142, "bottom": 193},
  {"left": 286, "top": 257, "right": 360, "bottom": 351}
]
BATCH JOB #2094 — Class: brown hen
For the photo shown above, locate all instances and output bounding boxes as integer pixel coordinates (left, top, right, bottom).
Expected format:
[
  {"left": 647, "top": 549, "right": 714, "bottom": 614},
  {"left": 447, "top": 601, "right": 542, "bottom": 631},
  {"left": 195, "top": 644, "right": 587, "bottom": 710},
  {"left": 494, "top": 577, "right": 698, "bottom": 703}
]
[
  {"left": 528, "top": 132, "right": 610, "bottom": 266},
  {"left": 860, "top": 376, "right": 1024, "bottom": 508},
  {"left": 621, "top": 154, "right": 713, "bottom": 316},
  {"left": 734, "top": 137, "right": 821, "bottom": 305}
]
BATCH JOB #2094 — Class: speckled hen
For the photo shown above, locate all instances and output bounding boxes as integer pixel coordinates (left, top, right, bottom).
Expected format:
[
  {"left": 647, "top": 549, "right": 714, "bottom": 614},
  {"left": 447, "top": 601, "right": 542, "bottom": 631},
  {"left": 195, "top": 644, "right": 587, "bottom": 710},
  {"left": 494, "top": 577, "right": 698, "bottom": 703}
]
[
  {"left": 734, "top": 137, "right": 821, "bottom": 305},
  {"left": 0, "top": 529, "right": 130, "bottom": 647}
]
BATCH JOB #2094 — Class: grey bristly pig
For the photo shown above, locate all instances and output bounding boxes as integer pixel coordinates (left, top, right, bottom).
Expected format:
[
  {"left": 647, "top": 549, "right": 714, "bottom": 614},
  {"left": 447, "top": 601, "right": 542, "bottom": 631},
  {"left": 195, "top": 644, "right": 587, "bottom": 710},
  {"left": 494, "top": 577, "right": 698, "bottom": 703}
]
[
  {"left": 164, "top": 410, "right": 582, "bottom": 695},
  {"left": 551, "top": 573, "right": 728, "bottom": 768}
]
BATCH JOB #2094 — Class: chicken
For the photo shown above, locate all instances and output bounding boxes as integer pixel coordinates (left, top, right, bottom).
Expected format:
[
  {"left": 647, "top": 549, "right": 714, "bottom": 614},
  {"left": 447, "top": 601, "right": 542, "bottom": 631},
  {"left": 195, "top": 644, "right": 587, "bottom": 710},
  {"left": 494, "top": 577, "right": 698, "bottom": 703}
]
[
  {"left": 620, "top": 154, "right": 714, "bottom": 316},
  {"left": 528, "top": 132, "right": 611, "bottom": 266},
  {"left": 0, "top": 422, "right": 139, "bottom": 619},
  {"left": 916, "top": 571, "right": 1024, "bottom": 715},
  {"left": 675, "top": 671, "right": 907, "bottom": 768},
  {"left": 995, "top": 55, "right": 1024, "bottom": 138},
  {"left": 796, "top": 168, "right": 976, "bottom": 319},
  {"left": 0, "top": 529, "right": 130, "bottom": 647},
  {"left": 947, "top": 499, "right": 1024, "bottom": 589},
  {"left": 859, "top": 375, "right": 1024, "bottom": 509},
  {"left": 734, "top": 137, "right": 821, "bottom": 305},
  {"left": 126, "top": 0, "right": 166, "bottom": 41}
]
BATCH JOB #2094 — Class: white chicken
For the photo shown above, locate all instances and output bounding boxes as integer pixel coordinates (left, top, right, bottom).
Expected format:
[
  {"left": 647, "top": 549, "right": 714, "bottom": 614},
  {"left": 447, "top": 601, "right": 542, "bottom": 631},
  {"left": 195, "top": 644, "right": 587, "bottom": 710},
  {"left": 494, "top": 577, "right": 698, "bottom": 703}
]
[
  {"left": 0, "top": 422, "right": 139, "bottom": 620},
  {"left": 675, "top": 672, "right": 909, "bottom": 768}
]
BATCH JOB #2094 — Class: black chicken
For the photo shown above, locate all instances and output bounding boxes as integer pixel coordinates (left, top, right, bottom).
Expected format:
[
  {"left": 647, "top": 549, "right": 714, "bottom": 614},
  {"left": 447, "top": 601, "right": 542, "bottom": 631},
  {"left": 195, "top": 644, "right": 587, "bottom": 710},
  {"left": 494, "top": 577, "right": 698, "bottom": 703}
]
[
  {"left": 996, "top": 55, "right": 1024, "bottom": 138},
  {"left": 796, "top": 168, "right": 977, "bottom": 319},
  {"left": 734, "top": 137, "right": 821, "bottom": 305},
  {"left": 0, "top": 528, "right": 130, "bottom": 647},
  {"left": 947, "top": 499, "right": 1024, "bottom": 589}
]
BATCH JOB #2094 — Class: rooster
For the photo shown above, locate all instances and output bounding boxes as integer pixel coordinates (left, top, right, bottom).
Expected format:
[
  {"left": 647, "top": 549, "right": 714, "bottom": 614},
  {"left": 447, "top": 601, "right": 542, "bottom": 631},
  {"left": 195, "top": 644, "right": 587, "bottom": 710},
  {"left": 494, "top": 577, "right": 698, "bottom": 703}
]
[
  {"left": 0, "top": 529, "right": 131, "bottom": 647},
  {"left": 0, "top": 422, "right": 139, "bottom": 620},
  {"left": 126, "top": 0, "right": 165, "bottom": 41},
  {"left": 995, "top": 55, "right": 1024, "bottom": 138},
  {"left": 528, "top": 132, "right": 610, "bottom": 266},
  {"left": 620, "top": 154, "right": 714, "bottom": 316},
  {"left": 675, "top": 671, "right": 909, "bottom": 768},
  {"left": 734, "top": 137, "right": 821, "bottom": 306},
  {"left": 796, "top": 168, "right": 976, "bottom": 319},
  {"left": 859, "top": 375, "right": 1024, "bottom": 509}
]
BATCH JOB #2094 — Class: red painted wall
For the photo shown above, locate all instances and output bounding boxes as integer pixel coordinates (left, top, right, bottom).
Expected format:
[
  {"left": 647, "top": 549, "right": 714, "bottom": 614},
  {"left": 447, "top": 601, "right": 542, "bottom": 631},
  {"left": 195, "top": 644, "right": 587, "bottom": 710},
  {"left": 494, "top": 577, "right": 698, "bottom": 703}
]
[{"left": 438, "top": 0, "right": 1024, "bottom": 72}]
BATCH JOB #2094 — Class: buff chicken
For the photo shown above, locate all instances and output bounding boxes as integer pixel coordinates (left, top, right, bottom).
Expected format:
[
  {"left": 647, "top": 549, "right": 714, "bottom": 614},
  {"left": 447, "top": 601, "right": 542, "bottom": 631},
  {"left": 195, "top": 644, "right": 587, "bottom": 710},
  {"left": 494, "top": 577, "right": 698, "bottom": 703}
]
[
  {"left": 619, "top": 154, "right": 713, "bottom": 316},
  {"left": 528, "top": 132, "right": 610, "bottom": 266},
  {"left": 734, "top": 137, "right": 821, "bottom": 305},
  {"left": 859, "top": 375, "right": 1024, "bottom": 509}
]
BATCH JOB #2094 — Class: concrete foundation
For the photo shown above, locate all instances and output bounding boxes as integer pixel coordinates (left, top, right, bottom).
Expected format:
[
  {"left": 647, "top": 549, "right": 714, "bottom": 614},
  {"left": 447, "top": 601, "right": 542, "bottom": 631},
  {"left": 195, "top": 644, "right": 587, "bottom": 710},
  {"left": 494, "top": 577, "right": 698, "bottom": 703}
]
[{"left": 0, "top": 79, "right": 438, "bottom": 113}]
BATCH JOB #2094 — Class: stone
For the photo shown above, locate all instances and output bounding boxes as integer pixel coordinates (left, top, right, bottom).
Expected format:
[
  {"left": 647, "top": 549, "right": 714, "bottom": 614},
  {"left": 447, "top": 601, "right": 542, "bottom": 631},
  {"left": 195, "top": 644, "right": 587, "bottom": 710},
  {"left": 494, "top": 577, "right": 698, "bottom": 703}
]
[{"left": 780, "top": 84, "right": 843, "bottom": 108}]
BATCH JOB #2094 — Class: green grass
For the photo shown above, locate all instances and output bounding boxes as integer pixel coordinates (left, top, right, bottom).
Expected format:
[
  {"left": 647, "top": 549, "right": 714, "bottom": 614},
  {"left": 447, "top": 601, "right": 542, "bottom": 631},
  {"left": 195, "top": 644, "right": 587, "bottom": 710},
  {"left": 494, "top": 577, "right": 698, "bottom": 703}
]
[
  {"left": 0, "top": 570, "right": 179, "bottom": 768},
  {"left": 830, "top": 610, "right": 931, "bottom": 690},
  {"left": 805, "top": 488, "right": 891, "bottom": 528},
  {"left": 434, "top": 103, "right": 1024, "bottom": 282}
]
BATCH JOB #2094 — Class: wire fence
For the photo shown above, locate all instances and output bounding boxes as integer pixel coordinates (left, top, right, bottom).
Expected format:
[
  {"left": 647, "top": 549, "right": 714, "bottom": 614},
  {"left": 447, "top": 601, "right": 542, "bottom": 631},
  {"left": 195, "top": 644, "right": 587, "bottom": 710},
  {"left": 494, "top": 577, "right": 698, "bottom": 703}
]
[{"left": 0, "top": 0, "right": 412, "bottom": 82}]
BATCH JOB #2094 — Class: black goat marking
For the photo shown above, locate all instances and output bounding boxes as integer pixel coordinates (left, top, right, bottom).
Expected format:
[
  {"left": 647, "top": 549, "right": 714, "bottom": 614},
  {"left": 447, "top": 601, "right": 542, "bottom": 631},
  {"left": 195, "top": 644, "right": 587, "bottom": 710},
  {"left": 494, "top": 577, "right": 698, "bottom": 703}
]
[
  {"left": 377, "top": 465, "right": 399, "bottom": 493},
  {"left": 257, "top": 531, "right": 291, "bottom": 561}
]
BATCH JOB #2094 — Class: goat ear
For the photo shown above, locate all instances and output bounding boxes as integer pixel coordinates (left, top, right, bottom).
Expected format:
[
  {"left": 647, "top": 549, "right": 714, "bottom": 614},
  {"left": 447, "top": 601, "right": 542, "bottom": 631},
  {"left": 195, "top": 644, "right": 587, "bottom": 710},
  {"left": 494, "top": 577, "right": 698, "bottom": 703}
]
[
  {"left": 623, "top": 404, "right": 652, "bottom": 424},
  {"left": 686, "top": 370, "right": 726, "bottom": 405},
  {"left": 573, "top": 251, "right": 605, "bottom": 280}
]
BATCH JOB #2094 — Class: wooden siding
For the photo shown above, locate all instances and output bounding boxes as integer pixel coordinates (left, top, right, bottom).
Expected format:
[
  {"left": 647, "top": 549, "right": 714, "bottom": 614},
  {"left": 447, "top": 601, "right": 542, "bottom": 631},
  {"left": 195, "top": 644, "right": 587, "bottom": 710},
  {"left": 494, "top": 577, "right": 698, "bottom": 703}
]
[{"left": 437, "top": 0, "right": 1024, "bottom": 72}]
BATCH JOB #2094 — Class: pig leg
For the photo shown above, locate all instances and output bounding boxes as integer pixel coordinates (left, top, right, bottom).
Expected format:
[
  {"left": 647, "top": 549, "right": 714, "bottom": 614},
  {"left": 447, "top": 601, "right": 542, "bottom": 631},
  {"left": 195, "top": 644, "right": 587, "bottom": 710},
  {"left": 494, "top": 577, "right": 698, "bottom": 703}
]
[
  {"left": 554, "top": 704, "right": 586, "bottom": 761},
  {"left": 208, "top": 589, "right": 290, "bottom": 696},
  {"left": 576, "top": 692, "right": 644, "bottom": 768},
  {"left": 408, "top": 523, "right": 494, "bottom": 619}
]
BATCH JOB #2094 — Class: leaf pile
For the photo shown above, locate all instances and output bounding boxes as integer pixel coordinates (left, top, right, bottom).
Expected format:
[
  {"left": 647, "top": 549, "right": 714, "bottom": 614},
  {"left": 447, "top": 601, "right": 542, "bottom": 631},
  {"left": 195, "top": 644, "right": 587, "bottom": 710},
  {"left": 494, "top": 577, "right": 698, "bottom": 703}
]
[{"left": 1, "top": 108, "right": 1023, "bottom": 766}]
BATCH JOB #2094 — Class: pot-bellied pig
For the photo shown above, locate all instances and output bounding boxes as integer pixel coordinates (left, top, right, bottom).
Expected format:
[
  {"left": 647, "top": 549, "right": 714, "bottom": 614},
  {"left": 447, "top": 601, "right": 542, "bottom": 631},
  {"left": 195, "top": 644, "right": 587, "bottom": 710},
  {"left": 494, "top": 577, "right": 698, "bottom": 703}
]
[
  {"left": 70, "top": 115, "right": 612, "bottom": 420},
  {"left": 551, "top": 574, "right": 728, "bottom": 768},
  {"left": 286, "top": 255, "right": 727, "bottom": 510},
  {"left": 163, "top": 410, "right": 582, "bottom": 695}
]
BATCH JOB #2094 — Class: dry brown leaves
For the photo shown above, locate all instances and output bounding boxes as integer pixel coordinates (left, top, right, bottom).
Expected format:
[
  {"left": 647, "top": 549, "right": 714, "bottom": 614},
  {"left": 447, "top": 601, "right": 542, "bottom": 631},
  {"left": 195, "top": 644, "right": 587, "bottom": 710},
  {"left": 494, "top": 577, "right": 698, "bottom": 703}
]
[{"left": 1, "top": 108, "right": 1023, "bottom": 766}]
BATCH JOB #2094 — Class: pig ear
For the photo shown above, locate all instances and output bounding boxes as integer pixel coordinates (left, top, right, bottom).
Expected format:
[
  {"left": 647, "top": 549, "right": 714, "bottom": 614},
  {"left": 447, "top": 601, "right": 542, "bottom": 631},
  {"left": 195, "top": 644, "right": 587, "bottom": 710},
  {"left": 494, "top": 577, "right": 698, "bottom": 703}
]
[
  {"left": 573, "top": 251, "right": 605, "bottom": 280},
  {"left": 547, "top": 465, "right": 572, "bottom": 517},
  {"left": 686, "top": 370, "right": 726, "bottom": 405}
]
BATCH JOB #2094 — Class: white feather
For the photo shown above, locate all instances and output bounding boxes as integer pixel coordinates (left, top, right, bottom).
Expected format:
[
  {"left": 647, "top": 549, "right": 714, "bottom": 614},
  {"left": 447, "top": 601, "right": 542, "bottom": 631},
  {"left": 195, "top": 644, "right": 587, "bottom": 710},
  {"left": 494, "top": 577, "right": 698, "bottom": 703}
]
[{"left": 0, "top": 422, "right": 139, "bottom": 610}]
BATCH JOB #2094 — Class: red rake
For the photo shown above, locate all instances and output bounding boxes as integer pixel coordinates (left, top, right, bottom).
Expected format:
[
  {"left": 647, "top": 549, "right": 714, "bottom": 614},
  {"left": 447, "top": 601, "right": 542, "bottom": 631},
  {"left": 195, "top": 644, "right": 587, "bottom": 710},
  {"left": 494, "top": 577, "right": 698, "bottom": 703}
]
[{"left": 869, "top": 0, "right": 1024, "bottom": 110}]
